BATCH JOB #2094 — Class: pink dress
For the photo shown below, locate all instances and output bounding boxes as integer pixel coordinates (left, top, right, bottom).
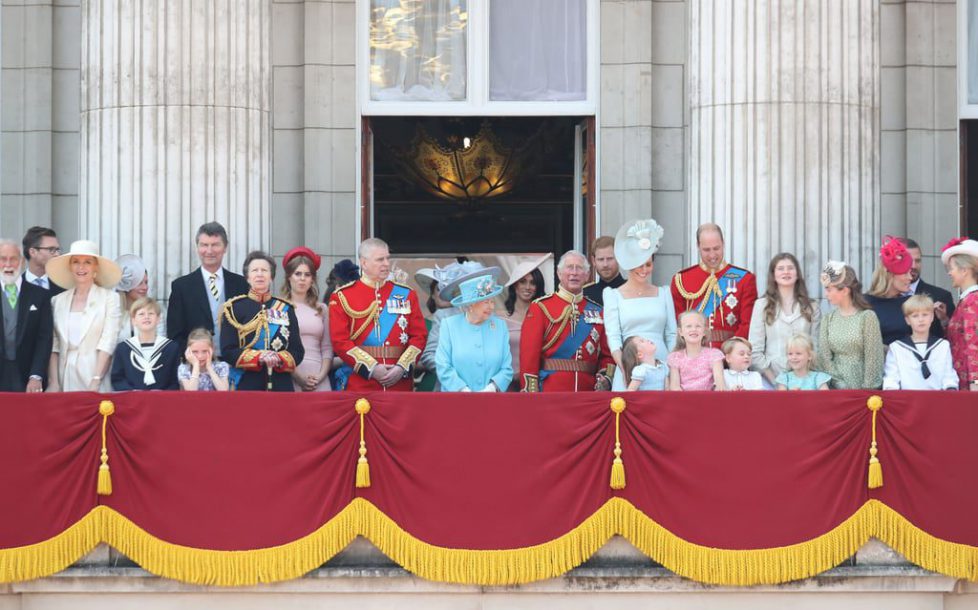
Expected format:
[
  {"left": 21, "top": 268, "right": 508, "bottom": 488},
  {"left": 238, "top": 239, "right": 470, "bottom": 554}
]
[
  {"left": 947, "top": 289, "right": 978, "bottom": 390},
  {"left": 667, "top": 347, "right": 724, "bottom": 390},
  {"left": 293, "top": 302, "right": 333, "bottom": 392}
]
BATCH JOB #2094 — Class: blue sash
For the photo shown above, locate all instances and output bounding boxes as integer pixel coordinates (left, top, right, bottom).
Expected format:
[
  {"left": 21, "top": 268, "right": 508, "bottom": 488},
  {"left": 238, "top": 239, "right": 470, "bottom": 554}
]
[
  {"left": 362, "top": 284, "right": 410, "bottom": 347},
  {"left": 540, "top": 302, "right": 598, "bottom": 386},
  {"left": 700, "top": 267, "right": 747, "bottom": 319}
]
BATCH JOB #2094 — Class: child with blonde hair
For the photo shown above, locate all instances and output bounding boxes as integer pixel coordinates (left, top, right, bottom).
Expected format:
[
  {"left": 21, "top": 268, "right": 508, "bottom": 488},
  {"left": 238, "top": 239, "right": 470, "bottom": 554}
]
[
  {"left": 882, "top": 295, "right": 957, "bottom": 390},
  {"left": 721, "top": 337, "right": 764, "bottom": 390},
  {"left": 621, "top": 336, "right": 667, "bottom": 391},
  {"left": 667, "top": 311, "right": 726, "bottom": 391},
  {"left": 178, "top": 328, "right": 230, "bottom": 391},
  {"left": 776, "top": 334, "right": 831, "bottom": 390}
]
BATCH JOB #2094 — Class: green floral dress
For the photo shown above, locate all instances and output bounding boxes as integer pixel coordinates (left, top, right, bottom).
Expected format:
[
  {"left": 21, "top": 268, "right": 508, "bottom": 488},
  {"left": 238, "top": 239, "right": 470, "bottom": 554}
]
[{"left": 816, "top": 309, "right": 884, "bottom": 389}]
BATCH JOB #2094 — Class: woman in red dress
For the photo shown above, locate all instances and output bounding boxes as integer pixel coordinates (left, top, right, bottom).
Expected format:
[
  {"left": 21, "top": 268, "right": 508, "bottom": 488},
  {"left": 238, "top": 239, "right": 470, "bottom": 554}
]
[{"left": 941, "top": 238, "right": 978, "bottom": 391}]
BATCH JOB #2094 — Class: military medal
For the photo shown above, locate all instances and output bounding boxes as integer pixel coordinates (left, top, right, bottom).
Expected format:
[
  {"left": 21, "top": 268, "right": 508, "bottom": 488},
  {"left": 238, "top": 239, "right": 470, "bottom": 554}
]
[
  {"left": 726, "top": 312, "right": 738, "bottom": 326},
  {"left": 724, "top": 293, "right": 739, "bottom": 309},
  {"left": 590, "top": 328, "right": 600, "bottom": 342},
  {"left": 271, "top": 337, "right": 284, "bottom": 351},
  {"left": 585, "top": 341, "right": 595, "bottom": 355},
  {"left": 399, "top": 332, "right": 408, "bottom": 345},
  {"left": 397, "top": 315, "right": 408, "bottom": 330}
]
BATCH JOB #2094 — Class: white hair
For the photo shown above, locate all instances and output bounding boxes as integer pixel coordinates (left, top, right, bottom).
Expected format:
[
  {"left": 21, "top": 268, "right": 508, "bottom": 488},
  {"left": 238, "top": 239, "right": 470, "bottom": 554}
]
[
  {"left": 358, "top": 238, "right": 389, "bottom": 260},
  {"left": 0, "top": 239, "right": 19, "bottom": 252},
  {"left": 557, "top": 250, "right": 590, "bottom": 273}
]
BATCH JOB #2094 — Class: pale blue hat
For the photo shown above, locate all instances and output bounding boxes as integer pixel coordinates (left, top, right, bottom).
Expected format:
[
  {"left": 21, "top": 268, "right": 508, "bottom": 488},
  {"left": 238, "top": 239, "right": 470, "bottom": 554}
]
[{"left": 450, "top": 274, "right": 504, "bottom": 307}]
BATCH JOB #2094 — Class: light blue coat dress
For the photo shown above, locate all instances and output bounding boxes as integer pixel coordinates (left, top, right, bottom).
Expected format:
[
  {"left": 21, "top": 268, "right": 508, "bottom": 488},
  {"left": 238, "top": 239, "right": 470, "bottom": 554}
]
[
  {"left": 603, "top": 286, "right": 677, "bottom": 390},
  {"left": 435, "top": 314, "right": 513, "bottom": 392}
]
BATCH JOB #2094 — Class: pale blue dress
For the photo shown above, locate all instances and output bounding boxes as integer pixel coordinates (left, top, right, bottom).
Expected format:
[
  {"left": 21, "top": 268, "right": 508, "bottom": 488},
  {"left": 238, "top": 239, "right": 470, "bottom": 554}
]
[
  {"left": 629, "top": 361, "right": 668, "bottom": 390},
  {"left": 435, "top": 314, "right": 513, "bottom": 392},
  {"left": 603, "top": 286, "right": 678, "bottom": 391}
]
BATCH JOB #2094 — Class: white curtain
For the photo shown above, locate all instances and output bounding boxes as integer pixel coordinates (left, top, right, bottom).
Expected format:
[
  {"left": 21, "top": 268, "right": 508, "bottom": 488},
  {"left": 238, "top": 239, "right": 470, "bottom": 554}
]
[
  {"left": 489, "top": 0, "right": 587, "bottom": 102},
  {"left": 370, "top": 0, "right": 468, "bottom": 102},
  {"left": 970, "top": 0, "right": 978, "bottom": 104}
]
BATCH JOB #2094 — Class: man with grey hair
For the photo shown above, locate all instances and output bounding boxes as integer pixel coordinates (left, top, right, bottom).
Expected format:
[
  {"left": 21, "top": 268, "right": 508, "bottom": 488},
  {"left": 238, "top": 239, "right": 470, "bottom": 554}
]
[
  {"left": 519, "top": 250, "right": 614, "bottom": 392},
  {"left": 328, "top": 237, "right": 427, "bottom": 392},
  {"left": 0, "top": 238, "right": 53, "bottom": 392},
  {"left": 166, "top": 221, "right": 249, "bottom": 354}
]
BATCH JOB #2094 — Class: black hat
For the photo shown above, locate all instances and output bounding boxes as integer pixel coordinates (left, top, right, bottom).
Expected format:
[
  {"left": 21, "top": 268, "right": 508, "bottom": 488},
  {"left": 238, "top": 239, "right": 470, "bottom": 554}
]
[{"left": 331, "top": 259, "right": 360, "bottom": 283}]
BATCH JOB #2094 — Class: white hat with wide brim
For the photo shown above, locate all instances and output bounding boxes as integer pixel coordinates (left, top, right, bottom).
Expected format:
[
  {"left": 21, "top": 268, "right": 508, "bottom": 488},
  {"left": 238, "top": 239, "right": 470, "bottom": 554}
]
[
  {"left": 941, "top": 239, "right": 978, "bottom": 265},
  {"left": 414, "top": 267, "right": 439, "bottom": 293},
  {"left": 505, "top": 253, "right": 553, "bottom": 287},
  {"left": 45, "top": 240, "right": 122, "bottom": 289},
  {"left": 614, "top": 218, "right": 665, "bottom": 271}
]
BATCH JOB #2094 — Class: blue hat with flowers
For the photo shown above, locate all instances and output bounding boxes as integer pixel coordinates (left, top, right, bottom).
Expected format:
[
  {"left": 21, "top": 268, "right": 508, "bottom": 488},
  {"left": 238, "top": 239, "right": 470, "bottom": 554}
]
[{"left": 450, "top": 274, "right": 504, "bottom": 307}]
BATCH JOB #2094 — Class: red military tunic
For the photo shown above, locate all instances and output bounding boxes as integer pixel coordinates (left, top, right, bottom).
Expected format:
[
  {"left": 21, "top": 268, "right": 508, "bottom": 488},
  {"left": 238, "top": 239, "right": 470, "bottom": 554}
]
[
  {"left": 328, "top": 278, "right": 427, "bottom": 392},
  {"left": 671, "top": 262, "right": 758, "bottom": 349},
  {"left": 519, "top": 287, "right": 615, "bottom": 392}
]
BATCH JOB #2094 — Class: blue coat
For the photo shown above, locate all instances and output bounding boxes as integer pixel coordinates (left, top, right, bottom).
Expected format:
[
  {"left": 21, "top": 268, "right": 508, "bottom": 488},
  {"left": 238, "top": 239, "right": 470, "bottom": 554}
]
[{"left": 435, "top": 314, "right": 513, "bottom": 392}]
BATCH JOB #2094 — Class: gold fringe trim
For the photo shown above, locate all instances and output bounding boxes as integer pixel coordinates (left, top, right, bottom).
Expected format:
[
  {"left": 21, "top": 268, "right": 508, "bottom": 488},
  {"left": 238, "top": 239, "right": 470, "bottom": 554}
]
[{"left": 2, "top": 500, "right": 977, "bottom": 586}]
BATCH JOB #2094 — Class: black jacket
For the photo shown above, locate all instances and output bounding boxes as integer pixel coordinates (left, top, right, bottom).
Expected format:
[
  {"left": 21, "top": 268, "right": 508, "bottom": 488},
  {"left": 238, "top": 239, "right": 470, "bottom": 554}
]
[
  {"left": 916, "top": 279, "right": 956, "bottom": 338},
  {"left": 0, "top": 280, "right": 54, "bottom": 387},
  {"left": 166, "top": 267, "right": 249, "bottom": 351}
]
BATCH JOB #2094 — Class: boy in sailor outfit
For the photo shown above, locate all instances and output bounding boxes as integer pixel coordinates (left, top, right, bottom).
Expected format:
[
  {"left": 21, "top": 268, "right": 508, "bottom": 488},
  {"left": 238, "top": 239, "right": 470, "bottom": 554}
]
[{"left": 882, "top": 295, "right": 958, "bottom": 391}]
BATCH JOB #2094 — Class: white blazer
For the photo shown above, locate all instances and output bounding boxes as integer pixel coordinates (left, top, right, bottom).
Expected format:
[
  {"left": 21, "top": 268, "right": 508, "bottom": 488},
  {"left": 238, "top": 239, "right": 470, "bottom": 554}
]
[{"left": 51, "top": 285, "right": 122, "bottom": 391}]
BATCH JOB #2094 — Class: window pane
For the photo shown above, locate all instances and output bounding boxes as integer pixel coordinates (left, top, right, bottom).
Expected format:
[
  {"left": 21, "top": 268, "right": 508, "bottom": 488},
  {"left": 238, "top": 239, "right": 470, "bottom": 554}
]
[
  {"left": 370, "top": 0, "right": 468, "bottom": 102},
  {"left": 971, "top": 0, "right": 978, "bottom": 104},
  {"left": 489, "top": 0, "right": 587, "bottom": 102}
]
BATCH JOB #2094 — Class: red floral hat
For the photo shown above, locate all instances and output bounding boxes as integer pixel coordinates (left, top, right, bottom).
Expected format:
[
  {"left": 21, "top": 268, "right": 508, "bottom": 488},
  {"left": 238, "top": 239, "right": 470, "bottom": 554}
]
[
  {"left": 879, "top": 236, "right": 911, "bottom": 275},
  {"left": 941, "top": 237, "right": 978, "bottom": 265},
  {"left": 283, "top": 246, "right": 321, "bottom": 271}
]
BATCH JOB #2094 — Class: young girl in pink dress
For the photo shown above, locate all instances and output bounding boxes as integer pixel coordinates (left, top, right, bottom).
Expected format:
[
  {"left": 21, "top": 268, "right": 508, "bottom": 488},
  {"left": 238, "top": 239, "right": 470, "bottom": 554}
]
[{"left": 668, "top": 311, "right": 726, "bottom": 391}]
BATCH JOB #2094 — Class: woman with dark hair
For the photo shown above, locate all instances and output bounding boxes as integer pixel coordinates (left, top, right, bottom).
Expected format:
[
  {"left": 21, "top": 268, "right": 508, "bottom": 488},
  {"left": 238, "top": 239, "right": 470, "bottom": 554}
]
[
  {"left": 816, "top": 261, "right": 884, "bottom": 389},
  {"left": 282, "top": 247, "right": 332, "bottom": 392},
  {"left": 501, "top": 255, "right": 549, "bottom": 389},
  {"left": 219, "top": 250, "right": 304, "bottom": 391},
  {"left": 747, "top": 253, "right": 820, "bottom": 386}
]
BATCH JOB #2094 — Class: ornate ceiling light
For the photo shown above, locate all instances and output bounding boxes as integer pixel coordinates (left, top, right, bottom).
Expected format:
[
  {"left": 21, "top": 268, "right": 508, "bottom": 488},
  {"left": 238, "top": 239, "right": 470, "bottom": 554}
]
[{"left": 386, "top": 121, "right": 542, "bottom": 203}]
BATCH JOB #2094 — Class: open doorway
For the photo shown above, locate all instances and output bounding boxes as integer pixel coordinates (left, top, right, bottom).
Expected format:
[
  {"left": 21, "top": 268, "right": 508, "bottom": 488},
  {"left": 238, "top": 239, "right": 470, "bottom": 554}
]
[{"left": 361, "top": 116, "right": 595, "bottom": 257}]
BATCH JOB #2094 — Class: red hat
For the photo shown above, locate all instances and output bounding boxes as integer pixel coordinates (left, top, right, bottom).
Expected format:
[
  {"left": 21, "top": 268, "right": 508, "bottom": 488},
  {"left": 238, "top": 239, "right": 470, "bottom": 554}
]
[
  {"left": 879, "top": 236, "right": 912, "bottom": 275},
  {"left": 283, "top": 246, "right": 321, "bottom": 271}
]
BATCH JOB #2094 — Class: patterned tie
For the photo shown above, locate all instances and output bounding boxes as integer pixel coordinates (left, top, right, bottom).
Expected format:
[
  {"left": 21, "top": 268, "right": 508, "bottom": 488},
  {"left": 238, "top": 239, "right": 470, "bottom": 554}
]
[
  {"left": 33, "top": 277, "right": 45, "bottom": 289},
  {"left": 209, "top": 273, "right": 220, "bottom": 302},
  {"left": 4, "top": 284, "right": 16, "bottom": 309}
]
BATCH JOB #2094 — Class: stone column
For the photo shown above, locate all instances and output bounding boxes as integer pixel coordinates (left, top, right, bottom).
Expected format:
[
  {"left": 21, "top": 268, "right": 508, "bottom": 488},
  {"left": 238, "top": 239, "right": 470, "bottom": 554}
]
[
  {"left": 80, "top": 0, "right": 269, "bottom": 295},
  {"left": 688, "top": 0, "right": 880, "bottom": 289}
]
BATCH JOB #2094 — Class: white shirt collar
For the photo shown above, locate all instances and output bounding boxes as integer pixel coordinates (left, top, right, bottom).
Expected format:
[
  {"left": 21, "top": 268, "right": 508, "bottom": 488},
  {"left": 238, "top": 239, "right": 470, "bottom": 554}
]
[
  {"left": 961, "top": 284, "right": 978, "bottom": 299},
  {"left": 201, "top": 266, "right": 225, "bottom": 282},
  {"left": 1, "top": 274, "right": 22, "bottom": 292},
  {"left": 24, "top": 269, "right": 47, "bottom": 287},
  {"left": 903, "top": 278, "right": 920, "bottom": 298}
]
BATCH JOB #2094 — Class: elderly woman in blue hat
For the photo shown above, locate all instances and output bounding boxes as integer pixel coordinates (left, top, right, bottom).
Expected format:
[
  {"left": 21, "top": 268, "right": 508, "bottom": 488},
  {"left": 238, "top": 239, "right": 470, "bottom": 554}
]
[
  {"left": 604, "top": 218, "right": 677, "bottom": 391},
  {"left": 435, "top": 271, "right": 513, "bottom": 392}
]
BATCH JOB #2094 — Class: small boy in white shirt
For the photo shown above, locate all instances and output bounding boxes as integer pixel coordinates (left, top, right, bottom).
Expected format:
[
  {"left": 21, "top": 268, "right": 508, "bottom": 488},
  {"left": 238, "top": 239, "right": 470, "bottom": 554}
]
[
  {"left": 721, "top": 337, "right": 766, "bottom": 391},
  {"left": 882, "top": 295, "right": 958, "bottom": 390}
]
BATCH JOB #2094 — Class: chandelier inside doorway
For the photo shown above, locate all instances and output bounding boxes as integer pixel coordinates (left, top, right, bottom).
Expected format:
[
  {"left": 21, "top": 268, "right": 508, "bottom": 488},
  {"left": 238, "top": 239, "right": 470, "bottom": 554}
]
[{"left": 385, "top": 120, "right": 543, "bottom": 203}]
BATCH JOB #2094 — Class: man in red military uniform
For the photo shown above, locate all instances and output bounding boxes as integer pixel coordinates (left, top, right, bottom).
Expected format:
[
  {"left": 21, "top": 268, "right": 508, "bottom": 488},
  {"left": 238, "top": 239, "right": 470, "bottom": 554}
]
[
  {"left": 520, "top": 250, "right": 615, "bottom": 392},
  {"left": 329, "top": 238, "right": 427, "bottom": 392},
  {"left": 671, "top": 223, "right": 757, "bottom": 349}
]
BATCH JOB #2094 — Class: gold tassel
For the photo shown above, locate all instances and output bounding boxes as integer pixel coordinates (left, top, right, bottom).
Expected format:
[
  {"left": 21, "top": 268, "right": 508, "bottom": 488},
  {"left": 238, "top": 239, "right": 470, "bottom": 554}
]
[
  {"left": 609, "top": 397, "right": 626, "bottom": 490},
  {"left": 866, "top": 395, "right": 883, "bottom": 489},
  {"left": 355, "top": 398, "right": 371, "bottom": 488},
  {"left": 97, "top": 400, "right": 115, "bottom": 496}
]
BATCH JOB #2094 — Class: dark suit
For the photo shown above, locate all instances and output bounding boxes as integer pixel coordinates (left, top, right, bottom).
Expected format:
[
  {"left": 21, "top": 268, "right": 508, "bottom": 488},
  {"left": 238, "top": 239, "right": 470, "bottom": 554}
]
[
  {"left": 0, "top": 281, "right": 54, "bottom": 391},
  {"left": 166, "top": 267, "right": 249, "bottom": 352},
  {"left": 21, "top": 273, "right": 65, "bottom": 298},
  {"left": 916, "top": 279, "right": 955, "bottom": 338}
]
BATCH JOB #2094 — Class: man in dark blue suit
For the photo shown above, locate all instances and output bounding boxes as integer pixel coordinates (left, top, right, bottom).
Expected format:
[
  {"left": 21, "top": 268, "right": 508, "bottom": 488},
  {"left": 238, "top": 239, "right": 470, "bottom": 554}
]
[
  {"left": 21, "top": 226, "right": 65, "bottom": 296},
  {"left": 166, "top": 222, "right": 249, "bottom": 354},
  {"left": 0, "top": 239, "right": 53, "bottom": 392},
  {"left": 903, "top": 237, "right": 955, "bottom": 338}
]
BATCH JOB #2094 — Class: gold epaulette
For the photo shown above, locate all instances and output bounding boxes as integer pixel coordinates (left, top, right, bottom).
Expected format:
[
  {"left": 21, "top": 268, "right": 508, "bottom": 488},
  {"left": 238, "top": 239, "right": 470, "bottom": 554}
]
[
  {"left": 334, "top": 280, "right": 357, "bottom": 293},
  {"left": 273, "top": 295, "right": 295, "bottom": 307},
  {"left": 392, "top": 281, "right": 412, "bottom": 290},
  {"left": 584, "top": 295, "right": 601, "bottom": 308},
  {"left": 218, "top": 294, "right": 248, "bottom": 323},
  {"left": 532, "top": 293, "right": 553, "bottom": 304}
]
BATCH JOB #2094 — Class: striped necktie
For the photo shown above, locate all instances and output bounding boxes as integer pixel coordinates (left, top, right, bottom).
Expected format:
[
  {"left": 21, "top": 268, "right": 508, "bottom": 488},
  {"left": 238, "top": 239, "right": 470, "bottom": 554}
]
[
  {"left": 209, "top": 273, "right": 220, "bottom": 302},
  {"left": 32, "top": 277, "right": 46, "bottom": 289}
]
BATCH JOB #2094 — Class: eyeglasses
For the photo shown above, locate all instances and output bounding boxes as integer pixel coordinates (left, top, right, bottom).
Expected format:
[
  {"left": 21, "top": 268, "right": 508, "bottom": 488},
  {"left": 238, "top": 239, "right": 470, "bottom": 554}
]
[{"left": 33, "top": 247, "right": 61, "bottom": 254}]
